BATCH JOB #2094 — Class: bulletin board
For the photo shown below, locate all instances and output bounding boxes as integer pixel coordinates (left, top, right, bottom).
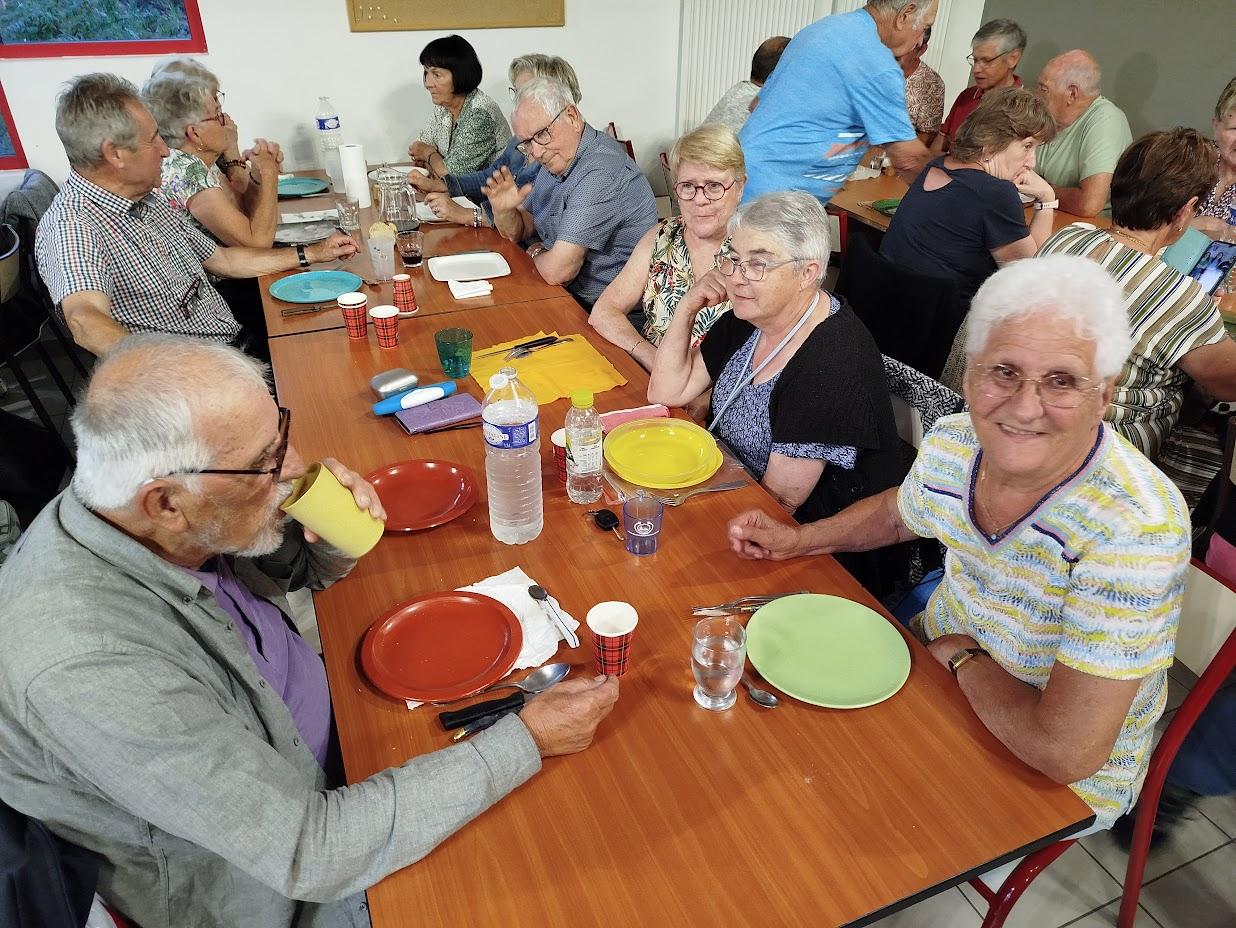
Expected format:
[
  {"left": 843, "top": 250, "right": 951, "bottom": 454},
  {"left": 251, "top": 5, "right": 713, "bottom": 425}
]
[{"left": 347, "top": 0, "right": 564, "bottom": 31}]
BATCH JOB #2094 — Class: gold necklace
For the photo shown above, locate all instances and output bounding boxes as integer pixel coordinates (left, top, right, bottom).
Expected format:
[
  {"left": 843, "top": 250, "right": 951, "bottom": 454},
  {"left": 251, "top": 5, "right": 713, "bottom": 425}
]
[
  {"left": 976, "top": 465, "right": 1025, "bottom": 538},
  {"left": 1110, "top": 227, "right": 1156, "bottom": 253}
]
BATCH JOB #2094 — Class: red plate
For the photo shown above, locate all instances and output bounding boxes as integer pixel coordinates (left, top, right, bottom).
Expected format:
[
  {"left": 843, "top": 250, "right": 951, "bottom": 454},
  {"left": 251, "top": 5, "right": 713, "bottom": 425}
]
[
  {"left": 365, "top": 459, "right": 478, "bottom": 532},
  {"left": 361, "top": 591, "right": 523, "bottom": 702}
]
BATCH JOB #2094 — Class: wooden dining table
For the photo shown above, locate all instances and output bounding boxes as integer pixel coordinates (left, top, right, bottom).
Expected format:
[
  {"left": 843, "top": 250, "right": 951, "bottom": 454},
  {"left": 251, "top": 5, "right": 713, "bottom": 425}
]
[
  {"left": 268, "top": 286, "right": 1096, "bottom": 925},
  {"left": 260, "top": 181, "right": 565, "bottom": 339}
]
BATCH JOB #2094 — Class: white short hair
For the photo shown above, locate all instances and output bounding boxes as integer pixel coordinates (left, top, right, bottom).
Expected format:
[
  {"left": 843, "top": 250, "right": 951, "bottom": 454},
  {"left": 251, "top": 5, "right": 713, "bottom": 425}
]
[
  {"left": 514, "top": 76, "right": 576, "bottom": 121},
  {"left": 728, "top": 191, "right": 831, "bottom": 286},
  {"left": 966, "top": 254, "right": 1132, "bottom": 379},
  {"left": 71, "top": 335, "right": 270, "bottom": 511}
]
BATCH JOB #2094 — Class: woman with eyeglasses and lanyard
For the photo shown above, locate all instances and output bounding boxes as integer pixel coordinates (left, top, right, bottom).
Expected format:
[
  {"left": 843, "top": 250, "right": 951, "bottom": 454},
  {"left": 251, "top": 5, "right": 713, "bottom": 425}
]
[
  {"left": 143, "top": 71, "right": 282, "bottom": 355},
  {"left": 590, "top": 124, "right": 746, "bottom": 372},
  {"left": 649, "top": 190, "right": 907, "bottom": 594},
  {"left": 728, "top": 255, "right": 1190, "bottom": 844}
]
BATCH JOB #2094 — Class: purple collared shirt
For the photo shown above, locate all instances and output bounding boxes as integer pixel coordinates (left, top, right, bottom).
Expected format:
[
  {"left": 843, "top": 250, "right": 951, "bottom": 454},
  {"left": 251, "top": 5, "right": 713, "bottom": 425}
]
[{"left": 188, "top": 558, "right": 331, "bottom": 767}]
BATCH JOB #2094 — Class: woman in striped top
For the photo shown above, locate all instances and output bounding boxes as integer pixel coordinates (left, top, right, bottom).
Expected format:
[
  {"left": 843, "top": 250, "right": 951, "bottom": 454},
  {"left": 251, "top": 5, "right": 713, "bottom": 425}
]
[
  {"left": 1038, "top": 128, "right": 1236, "bottom": 507},
  {"left": 726, "top": 256, "right": 1191, "bottom": 833}
]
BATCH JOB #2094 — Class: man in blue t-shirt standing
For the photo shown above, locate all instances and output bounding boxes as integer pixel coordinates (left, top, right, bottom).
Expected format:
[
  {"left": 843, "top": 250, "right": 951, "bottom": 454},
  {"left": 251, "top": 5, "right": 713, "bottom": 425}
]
[{"left": 739, "top": 0, "right": 936, "bottom": 204}]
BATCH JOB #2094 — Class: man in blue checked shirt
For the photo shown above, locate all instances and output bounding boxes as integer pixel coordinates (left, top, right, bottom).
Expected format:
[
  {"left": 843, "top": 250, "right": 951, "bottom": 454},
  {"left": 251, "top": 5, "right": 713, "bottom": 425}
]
[
  {"left": 484, "top": 76, "right": 658, "bottom": 308},
  {"left": 35, "top": 73, "right": 358, "bottom": 357}
]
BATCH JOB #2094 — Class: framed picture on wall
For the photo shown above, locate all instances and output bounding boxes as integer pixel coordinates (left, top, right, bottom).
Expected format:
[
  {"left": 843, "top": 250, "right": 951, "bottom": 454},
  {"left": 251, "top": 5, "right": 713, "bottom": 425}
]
[
  {"left": 347, "top": 0, "right": 564, "bottom": 32},
  {"left": 0, "top": 0, "right": 207, "bottom": 59}
]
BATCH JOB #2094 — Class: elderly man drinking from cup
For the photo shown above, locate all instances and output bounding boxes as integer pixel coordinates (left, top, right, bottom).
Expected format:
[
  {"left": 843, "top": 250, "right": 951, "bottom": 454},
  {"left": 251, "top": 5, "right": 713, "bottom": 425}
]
[
  {"left": 0, "top": 335, "right": 620, "bottom": 928},
  {"left": 727, "top": 255, "right": 1190, "bottom": 834},
  {"left": 484, "top": 76, "right": 658, "bottom": 308}
]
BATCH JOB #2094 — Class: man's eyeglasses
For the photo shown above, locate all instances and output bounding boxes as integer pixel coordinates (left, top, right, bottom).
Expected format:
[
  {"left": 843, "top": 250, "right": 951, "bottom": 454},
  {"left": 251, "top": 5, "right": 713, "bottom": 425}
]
[
  {"left": 714, "top": 253, "right": 805, "bottom": 282},
  {"left": 967, "top": 364, "right": 1099, "bottom": 409},
  {"left": 516, "top": 107, "right": 567, "bottom": 156},
  {"left": 176, "top": 407, "right": 293, "bottom": 478},
  {"left": 674, "top": 180, "right": 736, "bottom": 202},
  {"left": 966, "top": 50, "right": 1011, "bottom": 67}
]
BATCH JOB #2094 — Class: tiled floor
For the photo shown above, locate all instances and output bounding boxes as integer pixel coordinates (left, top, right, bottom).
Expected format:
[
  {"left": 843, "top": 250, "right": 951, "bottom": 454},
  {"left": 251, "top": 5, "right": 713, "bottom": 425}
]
[{"left": 868, "top": 659, "right": 1236, "bottom": 928}]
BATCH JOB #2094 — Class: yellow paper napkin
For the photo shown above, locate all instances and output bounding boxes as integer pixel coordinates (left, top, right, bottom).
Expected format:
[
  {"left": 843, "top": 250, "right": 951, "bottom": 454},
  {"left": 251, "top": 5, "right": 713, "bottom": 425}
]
[{"left": 469, "top": 331, "right": 627, "bottom": 405}]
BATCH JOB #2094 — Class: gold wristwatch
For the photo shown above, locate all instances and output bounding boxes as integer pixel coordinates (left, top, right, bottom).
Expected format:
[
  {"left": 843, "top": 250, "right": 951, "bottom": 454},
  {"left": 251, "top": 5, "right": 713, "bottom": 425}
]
[{"left": 947, "top": 647, "right": 987, "bottom": 676}]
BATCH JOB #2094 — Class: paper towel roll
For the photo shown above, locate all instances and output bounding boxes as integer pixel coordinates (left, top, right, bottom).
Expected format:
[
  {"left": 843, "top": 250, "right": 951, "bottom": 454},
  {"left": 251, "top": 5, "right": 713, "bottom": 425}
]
[{"left": 340, "top": 143, "right": 371, "bottom": 208}]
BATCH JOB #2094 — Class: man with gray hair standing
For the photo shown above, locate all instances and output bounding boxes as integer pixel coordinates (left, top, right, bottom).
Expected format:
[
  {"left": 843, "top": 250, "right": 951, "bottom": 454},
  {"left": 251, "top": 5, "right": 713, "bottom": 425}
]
[
  {"left": 483, "top": 76, "right": 658, "bottom": 308},
  {"left": 0, "top": 336, "right": 620, "bottom": 928},
  {"left": 935, "top": 18, "right": 1027, "bottom": 153},
  {"left": 1035, "top": 50, "right": 1132, "bottom": 217},
  {"left": 737, "top": 0, "right": 936, "bottom": 204},
  {"left": 35, "top": 73, "right": 357, "bottom": 357}
]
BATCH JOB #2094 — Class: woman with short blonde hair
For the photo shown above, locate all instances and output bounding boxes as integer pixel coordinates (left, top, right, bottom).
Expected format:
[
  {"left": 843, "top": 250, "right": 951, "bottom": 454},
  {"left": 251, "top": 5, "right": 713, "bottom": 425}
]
[
  {"left": 590, "top": 123, "right": 747, "bottom": 370},
  {"left": 1194, "top": 77, "right": 1236, "bottom": 236}
]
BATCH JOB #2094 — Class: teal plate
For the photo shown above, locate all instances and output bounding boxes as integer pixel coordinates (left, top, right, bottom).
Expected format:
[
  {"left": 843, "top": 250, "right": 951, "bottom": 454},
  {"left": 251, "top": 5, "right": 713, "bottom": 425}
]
[
  {"left": 269, "top": 270, "right": 362, "bottom": 304},
  {"left": 278, "top": 177, "right": 329, "bottom": 198},
  {"left": 746, "top": 593, "right": 910, "bottom": 709}
]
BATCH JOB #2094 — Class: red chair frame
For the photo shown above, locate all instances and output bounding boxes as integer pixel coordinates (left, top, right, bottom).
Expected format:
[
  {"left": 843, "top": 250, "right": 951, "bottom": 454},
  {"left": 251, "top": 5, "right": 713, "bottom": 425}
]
[{"left": 967, "top": 558, "right": 1236, "bottom": 928}]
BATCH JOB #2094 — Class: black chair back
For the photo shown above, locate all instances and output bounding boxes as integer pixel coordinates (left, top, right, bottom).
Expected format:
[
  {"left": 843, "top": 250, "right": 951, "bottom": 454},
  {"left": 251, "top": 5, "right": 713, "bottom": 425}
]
[{"left": 835, "top": 230, "right": 963, "bottom": 380}]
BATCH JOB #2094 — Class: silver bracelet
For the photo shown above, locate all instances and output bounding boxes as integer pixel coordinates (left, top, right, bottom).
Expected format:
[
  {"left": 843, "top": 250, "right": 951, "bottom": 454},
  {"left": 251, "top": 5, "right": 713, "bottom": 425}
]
[{"left": 472, "top": 207, "right": 480, "bottom": 228}]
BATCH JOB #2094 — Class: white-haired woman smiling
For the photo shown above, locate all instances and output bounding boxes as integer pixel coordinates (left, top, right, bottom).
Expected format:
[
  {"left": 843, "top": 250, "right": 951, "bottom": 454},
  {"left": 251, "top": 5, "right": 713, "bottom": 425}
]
[
  {"left": 649, "top": 190, "right": 906, "bottom": 591},
  {"left": 728, "top": 253, "right": 1190, "bottom": 834}
]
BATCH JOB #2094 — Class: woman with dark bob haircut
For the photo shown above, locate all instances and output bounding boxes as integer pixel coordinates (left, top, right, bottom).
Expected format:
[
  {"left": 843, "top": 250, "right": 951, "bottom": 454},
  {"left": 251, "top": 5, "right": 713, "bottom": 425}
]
[
  {"left": 1040, "top": 127, "right": 1236, "bottom": 505},
  {"left": 408, "top": 34, "right": 509, "bottom": 176},
  {"left": 880, "top": 86, "right": 1058, "bottom": 308}
]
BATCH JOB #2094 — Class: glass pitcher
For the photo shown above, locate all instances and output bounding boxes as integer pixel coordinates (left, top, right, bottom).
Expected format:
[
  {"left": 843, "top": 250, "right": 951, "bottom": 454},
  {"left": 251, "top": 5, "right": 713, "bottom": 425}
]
[{"left": 374, "top": 166, "right": 418, "bottom": 229}]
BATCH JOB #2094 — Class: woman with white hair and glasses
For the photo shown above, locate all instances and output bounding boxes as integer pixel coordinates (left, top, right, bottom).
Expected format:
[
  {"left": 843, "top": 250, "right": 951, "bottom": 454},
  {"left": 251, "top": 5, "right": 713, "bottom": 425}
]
[
  {"left": 728, "top": 254, "right": 1190, "bottom": 836},
  {"left": 649, "top": 190, "right": 905, "bottom": 591}
]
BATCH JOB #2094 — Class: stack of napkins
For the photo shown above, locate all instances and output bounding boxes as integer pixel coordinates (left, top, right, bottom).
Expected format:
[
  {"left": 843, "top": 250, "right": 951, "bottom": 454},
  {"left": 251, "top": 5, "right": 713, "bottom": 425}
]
[
  {"left": 447, "top": 279, "right": 493, "bottom": 300},
  {"left": 405, "top": 566, "right": 580, "bottom": 710}
]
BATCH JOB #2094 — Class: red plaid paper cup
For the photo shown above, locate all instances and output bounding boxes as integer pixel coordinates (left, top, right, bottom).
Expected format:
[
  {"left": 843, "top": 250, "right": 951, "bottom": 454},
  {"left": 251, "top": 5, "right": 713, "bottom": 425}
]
[
  {"left": 337, "top": 292, "right": 368, "bottom": 339},
  {"left": 586, "top": 601, "right": 638, "bottom": 677},
  {"left": 550, "top": 428, "right": 568, "bottom": 483},
  {"left": 368, "top": 305, "right": 400, "bottom": 349},
  {"left": 392, "top": 274, "right": 417, "bottom": 314}
]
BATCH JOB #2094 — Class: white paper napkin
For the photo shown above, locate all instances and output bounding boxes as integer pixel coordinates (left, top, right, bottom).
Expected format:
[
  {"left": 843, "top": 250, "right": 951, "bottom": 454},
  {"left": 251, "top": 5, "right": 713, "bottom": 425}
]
[
  {"left": 448, "top": 278, "right": 494, "bottom": 300},
  {"left": 404, "top": 566, "right": 579, "bottom": 710}
]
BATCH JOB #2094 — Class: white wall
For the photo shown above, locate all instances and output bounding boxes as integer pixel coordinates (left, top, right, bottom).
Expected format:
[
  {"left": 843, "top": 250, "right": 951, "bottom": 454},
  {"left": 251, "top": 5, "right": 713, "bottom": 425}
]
[{"left": 0, "top": 0, "right": 682, "bottom": 191}]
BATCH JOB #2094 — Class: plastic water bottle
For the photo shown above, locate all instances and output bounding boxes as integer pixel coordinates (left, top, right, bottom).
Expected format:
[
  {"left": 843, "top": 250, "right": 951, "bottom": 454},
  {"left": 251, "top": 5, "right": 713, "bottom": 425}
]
[
  {"left": 565, "top": 389, "right": 603, "bottom": 504},
  {"left": 482, "top": 367, "right": 543, "bottom": 544},
  {"left": 315, "top": 96, "right": 345, "bottom": 191}
]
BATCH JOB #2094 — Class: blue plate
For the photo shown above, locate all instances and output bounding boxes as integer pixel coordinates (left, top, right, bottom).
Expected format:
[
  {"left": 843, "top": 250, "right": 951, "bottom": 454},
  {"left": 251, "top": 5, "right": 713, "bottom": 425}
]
[
  {"left": 269, "top": 270, "right": 362, "bottom": 304},
  {"left": 278, "top": 177, "right": 329, "bottom": 198}
]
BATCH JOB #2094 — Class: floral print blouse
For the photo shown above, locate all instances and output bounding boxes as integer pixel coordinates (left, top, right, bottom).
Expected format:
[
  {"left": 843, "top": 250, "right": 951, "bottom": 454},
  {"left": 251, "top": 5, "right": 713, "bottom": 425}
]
[
  {"left": 640, "top": 217, "right": 731, "bottom": 347},
  {"left": 158, "top": 148, "right": 226, "bottom": 244}
]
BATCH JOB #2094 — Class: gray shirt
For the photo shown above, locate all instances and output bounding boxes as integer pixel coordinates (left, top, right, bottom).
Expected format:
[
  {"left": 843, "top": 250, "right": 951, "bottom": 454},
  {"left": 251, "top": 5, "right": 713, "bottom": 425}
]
[
  {"left": 0, "top": 490, "right": 541, "bottom": 928},
  {"left": 704, "top": 81, "right": 759, "bottom": 133},
  {"left": 523, "top": 124, "right": 659, "bottom": 306}
]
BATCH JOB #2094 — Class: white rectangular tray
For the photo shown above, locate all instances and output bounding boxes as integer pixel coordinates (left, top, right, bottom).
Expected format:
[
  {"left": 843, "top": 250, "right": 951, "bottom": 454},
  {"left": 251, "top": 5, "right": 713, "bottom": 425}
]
[{"left": 427, "top": 252, "right": 511, "bottom": 282}]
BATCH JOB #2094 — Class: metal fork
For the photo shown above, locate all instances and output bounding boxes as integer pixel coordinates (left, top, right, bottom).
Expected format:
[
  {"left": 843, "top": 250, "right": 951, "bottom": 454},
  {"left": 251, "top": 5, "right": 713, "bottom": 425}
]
[
  {"left": 690, "top": 591, "right": 809, "bottom": 615},
  {"left": 506, "top": 337, "right": 574, "bottom": 360},
  {"left": 655, "top": 480, "right": 745, "bottom": 507}
]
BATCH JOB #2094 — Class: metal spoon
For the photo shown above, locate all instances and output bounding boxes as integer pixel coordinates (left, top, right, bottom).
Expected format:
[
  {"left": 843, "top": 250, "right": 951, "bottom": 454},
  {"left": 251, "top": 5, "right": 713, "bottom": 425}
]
[
  {"left": 528, "top": 584, "right": 581, "bottom": 648},
  {"left": 432, "top": 662, "right": 570, "bottom": 706},
  {"left": 741, "top": 672, "right": 779, "bottom": 709}
]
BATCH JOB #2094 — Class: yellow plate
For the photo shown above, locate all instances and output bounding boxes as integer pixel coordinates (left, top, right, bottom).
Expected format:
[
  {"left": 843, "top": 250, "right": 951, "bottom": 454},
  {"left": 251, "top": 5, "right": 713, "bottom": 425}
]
[{"left": 603, "top": 418, "right": 723, "bottom": 490}]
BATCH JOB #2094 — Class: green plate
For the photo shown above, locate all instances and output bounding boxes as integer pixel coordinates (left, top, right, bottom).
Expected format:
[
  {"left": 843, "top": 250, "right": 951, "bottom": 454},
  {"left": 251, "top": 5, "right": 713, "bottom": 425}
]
[
  {"left": 746, "top": 593, "right": 910, "bottom": 708},
  {"left": 278, "top": 177, "right": 329, "bottom": 198},
  {"left": 268, "top": 270, "right": 362, "bottom": 304},
  {"left": 872, "top": 197, "right": 901, "bottom": 216}
]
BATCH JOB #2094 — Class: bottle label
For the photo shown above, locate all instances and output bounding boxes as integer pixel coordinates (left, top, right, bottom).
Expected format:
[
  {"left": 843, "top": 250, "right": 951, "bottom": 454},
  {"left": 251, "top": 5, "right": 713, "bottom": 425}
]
[
  {"left": 484, "top": 416, "right": 539, "bottom": 449},
  {"left": 316, "top": 116, "right": 340, "bottom": 131},
  {"left": 566, "top": 437, "right": 602, "bottom": 472}
]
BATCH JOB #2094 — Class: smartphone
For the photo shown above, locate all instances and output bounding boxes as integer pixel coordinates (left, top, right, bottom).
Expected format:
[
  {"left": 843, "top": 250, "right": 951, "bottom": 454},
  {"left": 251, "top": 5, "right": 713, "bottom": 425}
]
[{"left": 1188, "top": 240, "right": 1236, "bottom": 295}]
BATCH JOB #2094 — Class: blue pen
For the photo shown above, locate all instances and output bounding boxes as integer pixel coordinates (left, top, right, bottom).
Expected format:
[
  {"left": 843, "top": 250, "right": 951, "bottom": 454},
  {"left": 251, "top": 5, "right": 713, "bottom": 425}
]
[{"left": 372, "top": 381, "right": 456, "bottom": 416}]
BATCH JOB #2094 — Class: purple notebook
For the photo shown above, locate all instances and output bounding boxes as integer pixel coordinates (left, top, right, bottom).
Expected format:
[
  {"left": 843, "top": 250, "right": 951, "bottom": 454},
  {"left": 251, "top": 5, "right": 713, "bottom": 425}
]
[{"left": 394, "top": 392, "right": 483, "bottom": 435}]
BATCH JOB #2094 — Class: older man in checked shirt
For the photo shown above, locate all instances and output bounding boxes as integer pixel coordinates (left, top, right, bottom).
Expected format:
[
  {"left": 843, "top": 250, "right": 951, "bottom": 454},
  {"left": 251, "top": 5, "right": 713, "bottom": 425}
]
[{"left": 36, "top": 73, "right": 357, "bottom": 357}]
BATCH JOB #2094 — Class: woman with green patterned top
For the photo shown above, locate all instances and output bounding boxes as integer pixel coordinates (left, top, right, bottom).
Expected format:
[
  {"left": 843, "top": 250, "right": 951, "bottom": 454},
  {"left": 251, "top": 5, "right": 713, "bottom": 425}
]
[{"left": 590, "top": 124, "right": 746, "bottom": 372}]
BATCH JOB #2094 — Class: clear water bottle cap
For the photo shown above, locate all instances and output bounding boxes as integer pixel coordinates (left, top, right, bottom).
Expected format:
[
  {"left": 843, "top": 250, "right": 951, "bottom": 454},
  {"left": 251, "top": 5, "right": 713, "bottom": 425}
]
[
  {"left": 570, "top": 389, "right": 594, "bottom": 409},
  {"left": 488, "top": 371, "right": 510, "bottom": 390}
]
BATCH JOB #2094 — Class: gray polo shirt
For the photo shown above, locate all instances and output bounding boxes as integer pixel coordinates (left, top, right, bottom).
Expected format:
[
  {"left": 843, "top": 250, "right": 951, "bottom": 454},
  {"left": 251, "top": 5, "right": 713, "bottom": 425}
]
[
  {"left": 524, "top": 124, "right": 658, "bottom": 306},
  {"left": 0, "top": 490, "right": 541, "bottom": 928}
]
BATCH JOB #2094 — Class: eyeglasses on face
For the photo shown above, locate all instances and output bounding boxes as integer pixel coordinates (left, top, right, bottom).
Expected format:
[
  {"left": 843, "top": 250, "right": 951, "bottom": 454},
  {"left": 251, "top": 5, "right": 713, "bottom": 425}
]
[
  {"left": 171, "top": 406, "right": 293, "bottom": 478},
  {"left": 966, "top": 50, "right": 1011, "bottom": 67},
  {"left": 198, "top": 110, "right": 227, "bottom": 126},
  {"left": 516, "top": 107, "right": 567, "bottom": 156},
  {"left": 967, "top": 364, "right": 1099, "bottom": 409},
  {"left": 714, "top": 253, "right": 805, "bottom": 282},
  {"left": 674, "top": 180, "right": 735, "bottom": 202}
]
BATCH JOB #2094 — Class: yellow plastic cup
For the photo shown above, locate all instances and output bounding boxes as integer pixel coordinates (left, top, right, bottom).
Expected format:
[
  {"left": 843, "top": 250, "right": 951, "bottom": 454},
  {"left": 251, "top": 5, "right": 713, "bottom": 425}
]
[{"left": 280, "top": 462, "right": 384, "bottom": 558}]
